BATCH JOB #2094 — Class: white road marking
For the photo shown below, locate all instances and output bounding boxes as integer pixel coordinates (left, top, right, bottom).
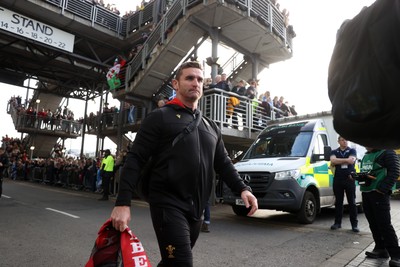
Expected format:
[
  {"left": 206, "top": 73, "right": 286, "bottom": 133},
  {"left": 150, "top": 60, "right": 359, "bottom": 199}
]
[
  {"left": 1, "top": 195, "right": 11, "bottom": 198},
  {"left": 46, "top": 208, "right": 80, "bottom": 219}
]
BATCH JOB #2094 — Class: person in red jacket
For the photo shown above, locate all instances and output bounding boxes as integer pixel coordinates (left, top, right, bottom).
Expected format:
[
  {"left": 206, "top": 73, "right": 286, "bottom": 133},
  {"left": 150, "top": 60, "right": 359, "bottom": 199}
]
[{"left": 111, "top": 61, "right": 258, "bottom": 267}]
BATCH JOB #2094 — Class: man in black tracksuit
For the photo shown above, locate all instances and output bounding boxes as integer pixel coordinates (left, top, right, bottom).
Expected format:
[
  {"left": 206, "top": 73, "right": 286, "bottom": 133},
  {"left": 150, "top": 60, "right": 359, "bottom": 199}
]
[{"left": 111, "top": 61, "right": 258, "bottom": 267}]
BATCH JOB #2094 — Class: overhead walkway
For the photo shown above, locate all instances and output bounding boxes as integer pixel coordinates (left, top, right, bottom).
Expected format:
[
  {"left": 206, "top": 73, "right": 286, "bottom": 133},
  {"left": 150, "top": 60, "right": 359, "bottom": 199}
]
[
  {"left": 8, "top": 97, "right": 82, "bottom": 157},
  {"left": 6, "top": 86, "right": 82, "bottom": 157}
]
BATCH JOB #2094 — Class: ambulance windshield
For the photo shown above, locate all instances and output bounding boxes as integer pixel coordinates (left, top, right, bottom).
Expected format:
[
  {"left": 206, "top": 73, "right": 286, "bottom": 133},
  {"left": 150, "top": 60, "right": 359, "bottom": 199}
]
[{"left": 243, "top": 131, "right": 313, "bottom": 159}]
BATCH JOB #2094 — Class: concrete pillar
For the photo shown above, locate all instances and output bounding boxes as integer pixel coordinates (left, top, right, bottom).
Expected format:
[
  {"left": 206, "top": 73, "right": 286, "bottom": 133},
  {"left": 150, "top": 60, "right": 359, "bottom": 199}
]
[
  {"left": 208, "top": 28, "right": 220, "bottom": 82},
  {"left": 252, "top": 56, "right": 259, "bottom": 81},
  {"left": 80, "top": 93, "right": 89, "bottom": 158}
]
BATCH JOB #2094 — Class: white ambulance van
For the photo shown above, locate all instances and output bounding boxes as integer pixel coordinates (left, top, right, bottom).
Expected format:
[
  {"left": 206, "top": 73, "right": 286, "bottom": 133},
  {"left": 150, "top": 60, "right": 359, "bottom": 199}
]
[{"left": 223, "top": 111, "right": 365, "bottom": 224}]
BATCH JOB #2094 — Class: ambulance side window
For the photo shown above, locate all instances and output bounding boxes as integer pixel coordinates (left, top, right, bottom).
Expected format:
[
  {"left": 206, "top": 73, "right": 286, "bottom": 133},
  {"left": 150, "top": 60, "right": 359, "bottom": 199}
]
[{"left": 312, "top": 134, "right": 328, "bottom": 161}]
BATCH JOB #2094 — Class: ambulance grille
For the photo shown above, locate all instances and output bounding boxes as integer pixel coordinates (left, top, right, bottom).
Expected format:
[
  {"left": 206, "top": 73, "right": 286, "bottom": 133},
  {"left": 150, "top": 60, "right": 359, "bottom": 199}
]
[{"left": 239, "top": 172, "right": 274, "bottom": 193}]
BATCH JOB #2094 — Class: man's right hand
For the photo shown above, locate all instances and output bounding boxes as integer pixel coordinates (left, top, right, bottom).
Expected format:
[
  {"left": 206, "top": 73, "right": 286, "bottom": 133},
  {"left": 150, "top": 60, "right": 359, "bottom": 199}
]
[{"left": 111, "top": 206, "right": 131, "bottom": 232}]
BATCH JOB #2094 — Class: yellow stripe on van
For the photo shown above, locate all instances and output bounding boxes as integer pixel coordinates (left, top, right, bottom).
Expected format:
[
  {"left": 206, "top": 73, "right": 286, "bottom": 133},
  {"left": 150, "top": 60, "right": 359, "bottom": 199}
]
[{"left": 299, "top": 157, "right": 331, "bottom": 188}]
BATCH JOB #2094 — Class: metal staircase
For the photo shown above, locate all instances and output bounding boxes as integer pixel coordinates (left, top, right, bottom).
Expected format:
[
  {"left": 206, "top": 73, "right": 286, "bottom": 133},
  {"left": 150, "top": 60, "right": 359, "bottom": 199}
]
[{"left": 113, "top": 0, "right": 293, "bottom": 104}]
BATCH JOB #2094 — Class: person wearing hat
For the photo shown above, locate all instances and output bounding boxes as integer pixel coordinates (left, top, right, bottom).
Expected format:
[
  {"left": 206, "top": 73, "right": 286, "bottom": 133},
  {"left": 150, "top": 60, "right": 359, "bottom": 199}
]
[{"left": 99, "top": 149, "right": 114, "bottom": 201}]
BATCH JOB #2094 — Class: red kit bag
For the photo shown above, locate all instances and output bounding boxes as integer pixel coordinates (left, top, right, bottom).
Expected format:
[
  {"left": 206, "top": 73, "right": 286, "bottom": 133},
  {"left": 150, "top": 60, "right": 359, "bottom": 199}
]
[{"left": 85, "top": 219, "right": 152, "bottom": 267}]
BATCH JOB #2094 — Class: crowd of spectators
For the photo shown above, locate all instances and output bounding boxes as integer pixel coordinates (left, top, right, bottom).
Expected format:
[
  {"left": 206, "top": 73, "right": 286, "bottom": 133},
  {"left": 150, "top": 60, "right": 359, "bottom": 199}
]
[
  {"left": 1, "top": 133, "right": 128, "bottom": 197},
  {"left": 83, "top": 0, "right": 130, "bottom": 17},
  {"left": 85, "top": 100, "right": 145, "bottom": 133},
  {"left": 8, "top": 96, "right": 83, "bottom": 135},
  {"left": 3, "top": 96, "right": 131, "bottom": 196},
  {"left": 85, "top": 0, "right": 156, "bottom": 18},
  {"left": 204, "top": 74, "right": 298, "bottom": 129}
]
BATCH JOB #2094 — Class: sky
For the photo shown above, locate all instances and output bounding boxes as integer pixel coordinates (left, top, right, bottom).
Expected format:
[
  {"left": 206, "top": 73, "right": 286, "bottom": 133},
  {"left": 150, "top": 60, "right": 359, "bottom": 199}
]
[{"left": 0, "top": 0, "right": 376, "bottom": 152}]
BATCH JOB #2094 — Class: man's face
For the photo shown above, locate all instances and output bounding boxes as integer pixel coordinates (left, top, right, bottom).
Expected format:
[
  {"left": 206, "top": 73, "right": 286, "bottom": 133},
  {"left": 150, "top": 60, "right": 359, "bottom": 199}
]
[
  {"left": 338, "top": 138, "right": 348, "bottom": 147},
  {"left": 173, "top": 67, "right": 203, "bottom": 103}
]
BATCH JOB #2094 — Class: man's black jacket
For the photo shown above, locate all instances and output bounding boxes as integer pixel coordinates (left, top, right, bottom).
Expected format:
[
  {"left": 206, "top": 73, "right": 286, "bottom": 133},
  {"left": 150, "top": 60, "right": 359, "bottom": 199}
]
[{"left": 116, "top": 100, "right": 249, "bottom": 220}]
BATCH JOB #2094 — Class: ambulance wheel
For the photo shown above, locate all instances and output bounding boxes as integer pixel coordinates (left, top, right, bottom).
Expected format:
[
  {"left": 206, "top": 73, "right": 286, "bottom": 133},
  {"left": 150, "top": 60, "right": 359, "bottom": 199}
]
[
  {"left": 297, "top": 191, "right": 317, "bottom": 224},
  {"left": 232, "top": 205, "right": 251, "bottom": 216}
]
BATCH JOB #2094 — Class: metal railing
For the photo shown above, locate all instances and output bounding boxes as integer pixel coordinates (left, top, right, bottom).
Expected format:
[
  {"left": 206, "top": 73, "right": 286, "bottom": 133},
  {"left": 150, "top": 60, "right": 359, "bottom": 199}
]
[
  {"left": 8, "top": 101, "right": 82, "bottom": 135},
  {"left": 200, "top": 89, "right": 284, "bottom": 133},
  {"left": 86, "top": 90, "right": 287, "bottom": 134},
  {"left": 85, "top": 106, "right": 147, "bottom": 133},
  {"left": 43, "top": 0, "right": 157, "bottom": 36},
  {"left": 221, "top": 52, "right": 246, "bottom": 78},
  {"left": 13, "top": 114, "right": 83, "bottom": 135}
]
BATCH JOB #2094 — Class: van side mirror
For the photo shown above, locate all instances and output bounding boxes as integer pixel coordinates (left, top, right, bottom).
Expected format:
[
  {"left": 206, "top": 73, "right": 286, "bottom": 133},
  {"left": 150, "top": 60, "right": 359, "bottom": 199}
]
[
  {"left": 324, "top": 146, "right": 332, "bottom": 161},
  {"left": 311, "top": 154, "right": 322, "bottom": 162}
]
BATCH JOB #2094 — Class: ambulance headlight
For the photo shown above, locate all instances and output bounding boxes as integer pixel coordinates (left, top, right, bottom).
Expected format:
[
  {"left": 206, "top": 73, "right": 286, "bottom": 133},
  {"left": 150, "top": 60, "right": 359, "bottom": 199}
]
[{"left": 275, "top": 170, "right": 300, "bottom": 180}]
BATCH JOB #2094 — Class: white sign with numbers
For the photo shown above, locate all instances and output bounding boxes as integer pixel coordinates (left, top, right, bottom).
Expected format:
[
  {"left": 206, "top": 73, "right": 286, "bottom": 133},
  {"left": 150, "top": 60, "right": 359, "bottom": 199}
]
[{"left": 0, "top": 6, "right": 75, "bottom": 52}]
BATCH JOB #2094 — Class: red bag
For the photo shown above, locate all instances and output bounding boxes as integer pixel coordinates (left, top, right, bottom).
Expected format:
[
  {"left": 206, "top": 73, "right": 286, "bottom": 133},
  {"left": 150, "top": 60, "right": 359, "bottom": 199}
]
[{"left": 85, "top": 219, "right": 152, "bottom": 267}]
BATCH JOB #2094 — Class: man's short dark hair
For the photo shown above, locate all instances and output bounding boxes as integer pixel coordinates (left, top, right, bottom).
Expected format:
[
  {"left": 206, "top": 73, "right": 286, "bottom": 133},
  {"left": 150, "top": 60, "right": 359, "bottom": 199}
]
[{"left": 175, "top": 61, "right": 202, "bottom": 80}]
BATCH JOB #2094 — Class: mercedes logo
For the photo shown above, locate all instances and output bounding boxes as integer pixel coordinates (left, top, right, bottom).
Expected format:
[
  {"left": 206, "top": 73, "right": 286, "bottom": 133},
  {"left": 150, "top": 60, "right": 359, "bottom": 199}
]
[{"left": 242, "top": 174, "right": 251, "bottom": 184}]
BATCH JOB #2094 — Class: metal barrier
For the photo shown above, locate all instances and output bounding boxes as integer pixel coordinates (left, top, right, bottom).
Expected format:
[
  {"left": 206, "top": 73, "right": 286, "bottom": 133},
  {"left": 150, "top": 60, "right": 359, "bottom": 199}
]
[
  {"left": 221, "top": 52, "right": 246, "bottom": 78},
  {"left": 64, "top": 0, "right": 93, "bottom": 21},
  {"left": 43, "top": 0, "right": 158, "bottom": 36},
  {"left": 25, "top": 164, "right": 84, "bottom": 189},
  {"left": 199, "top": 89, "right": 283, "bottom": 132},
  {"left": 86, "top": 106, "right": 147, "bottom": 132},
  {"left": 12, "top": 113, "right": 83, "bottom": 135},
  {"left": 12, "top": 163, "right": 120, "bottom": 195}
]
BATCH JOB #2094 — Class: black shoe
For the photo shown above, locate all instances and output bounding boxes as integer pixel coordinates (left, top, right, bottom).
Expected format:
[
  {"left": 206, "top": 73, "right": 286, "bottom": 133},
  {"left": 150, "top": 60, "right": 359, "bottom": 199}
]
[
  {"left": 201, "top": 223, "right": 210, "bottom": 233},
  {"left": 352, "top": 227, "right": 360, "bottom": 233},
  {"left": 365, "top": 248, "right": 389, "bottom": 259},
  {"left": 330, "top": 224, "right": 341, "bottom": 230},
  {"left": 98, "top": 197, "right": 108, "bottom": 201},
  {"left": 390, "top": 258, "right": 400, "bottom": 267}
]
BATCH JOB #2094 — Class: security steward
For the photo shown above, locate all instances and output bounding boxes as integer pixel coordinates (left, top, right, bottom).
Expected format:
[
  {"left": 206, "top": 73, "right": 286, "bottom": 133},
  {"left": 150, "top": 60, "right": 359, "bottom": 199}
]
[
  {"left": 360, "top": 148, "right": 400, "bottom": 267},
  {"left": 99, "top": 149, "right": 114, "bottom": 201}
]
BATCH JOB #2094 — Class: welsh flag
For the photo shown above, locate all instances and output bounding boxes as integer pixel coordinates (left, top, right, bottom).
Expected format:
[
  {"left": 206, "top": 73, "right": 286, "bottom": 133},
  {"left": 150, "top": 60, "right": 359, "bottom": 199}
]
[
  {"left": 106, "top": 64, "right": 121, "bottom": 90},
  {"left": 106, "top": 57, "right": 126, "bottom": 90}
]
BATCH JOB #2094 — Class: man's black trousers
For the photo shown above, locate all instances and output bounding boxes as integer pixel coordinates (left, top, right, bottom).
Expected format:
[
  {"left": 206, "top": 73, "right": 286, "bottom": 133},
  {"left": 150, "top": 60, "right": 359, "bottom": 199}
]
[
  {"left": 333, "top": 178, "right": 358, "bottom": 227},
  {"left": 150, "top": 206, "right": 202, "bottom": 267},
  {"left": 362, "top": 191, "right": 400, "bottom": 258}
]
